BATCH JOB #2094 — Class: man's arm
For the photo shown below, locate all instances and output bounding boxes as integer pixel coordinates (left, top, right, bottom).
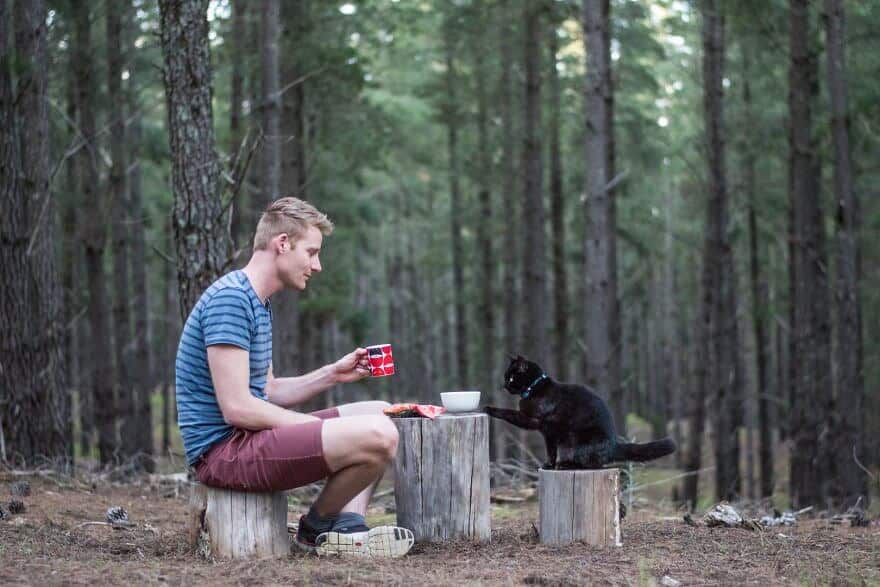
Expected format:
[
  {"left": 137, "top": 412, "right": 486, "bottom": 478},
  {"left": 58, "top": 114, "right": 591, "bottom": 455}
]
[
  {"left": 208, "top": 344, "right": 318, "bottom": 429},
  {"left": 265, "top": 348, "right": 370, "bottom": 408}
]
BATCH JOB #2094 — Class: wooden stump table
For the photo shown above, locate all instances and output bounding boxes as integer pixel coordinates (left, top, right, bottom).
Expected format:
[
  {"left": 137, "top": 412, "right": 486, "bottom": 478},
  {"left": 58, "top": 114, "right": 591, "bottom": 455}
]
[
  {"left": 392, "top": 413, "right": 490, "bottom": 543},
  {"left": 187, "top": 483, "right": 289, "bottom": 559},
  {"left": 538, "top": 468, "right": 622, "bottom": 547}
]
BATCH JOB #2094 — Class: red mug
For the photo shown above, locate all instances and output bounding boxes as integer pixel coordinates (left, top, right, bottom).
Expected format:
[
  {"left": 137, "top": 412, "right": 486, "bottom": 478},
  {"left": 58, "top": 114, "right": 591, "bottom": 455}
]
[{"left": 365, "top": 344, "right": 395, "bottom": 377}]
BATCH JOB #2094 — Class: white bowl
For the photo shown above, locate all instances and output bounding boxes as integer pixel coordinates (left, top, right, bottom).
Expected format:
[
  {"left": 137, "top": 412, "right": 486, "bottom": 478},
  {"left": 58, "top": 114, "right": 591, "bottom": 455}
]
[{"left": 440, "top": 391, "right": 481, "bottom": 413}]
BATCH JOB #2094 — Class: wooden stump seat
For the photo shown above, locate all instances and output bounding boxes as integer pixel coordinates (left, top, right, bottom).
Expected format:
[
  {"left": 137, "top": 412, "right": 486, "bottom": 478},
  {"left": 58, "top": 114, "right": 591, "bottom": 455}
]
[
  {"left": 188, "top": 483, "right": 289, "bottom": 559},
  {"left": 392, "top": 413, "right": 491, "bottom": 543},
  {"left": 538, "top": 468, "right": 622, "bottom": 547}
]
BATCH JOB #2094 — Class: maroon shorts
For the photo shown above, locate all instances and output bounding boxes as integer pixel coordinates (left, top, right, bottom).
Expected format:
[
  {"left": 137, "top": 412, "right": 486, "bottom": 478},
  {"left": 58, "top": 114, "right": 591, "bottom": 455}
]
[{"left": 194, "top": 407, "right": 340, "bottom": 492}]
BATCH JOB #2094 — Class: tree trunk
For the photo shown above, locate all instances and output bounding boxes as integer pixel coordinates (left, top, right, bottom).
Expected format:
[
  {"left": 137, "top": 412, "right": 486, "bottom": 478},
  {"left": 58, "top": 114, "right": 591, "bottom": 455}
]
[
  {"left": 601, "top": 0, "right": 624, "bottom": 435},
  {"left": 63, "top": 56, "right": 86, "bottom": 457},
  {"left": 522, "top": 2, "right": 547, "bottom": 365},
  {"left": 701, "top": 0, "right": 740, "bottom": 501},
  {"left": 159, "top": 0, "right": 232, "bottom": 321},
  {"left": 229, "top": 0, "right": 246, "bottom": 249},
  {"left": 272, "top": 0, "right": 310, "bottom": 379},
  {"left": 444, "top": 13, "right": 468, "bottom": 387},
  {"left": 260, "top": 0, "right": 280, "bottom": 204},
  {"left": 73, "top": 1, "right": 117, "bottom": 464},
  {"left": 582, "top": 0, "right": 619, "bottom": 417},
  {"left": 0, "top": 0, "right": 70, "bottom": 464},
  {"left": 497, "top": 0, "right": 518, "bottom": 463},
  {"left": 129, "top": 77, "right": 154, "bottom": 471},
  {"left": 742, "top": 48, "right": 772, "bottom": 499},
  {"left": 788, "top": 0, "right": 832, "bottom": 508},
  {"left": 547, "top": 24, "right": 568, "bottom": 381},
  {"left": 107, "top": 0, "right": 136, "bottom": 462},
  {"left": 473, "top": 10, "right": 495, "bottom": 438},
  {"left": 825, "top": 0, "right": 864, "bottom": 507}
]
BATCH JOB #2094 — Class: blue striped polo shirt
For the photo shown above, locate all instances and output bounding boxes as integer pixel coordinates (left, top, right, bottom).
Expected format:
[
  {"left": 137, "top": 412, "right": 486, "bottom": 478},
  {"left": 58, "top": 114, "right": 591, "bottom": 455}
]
[{"left": 175, "top": 270, "right": 273, "bottom": 465}]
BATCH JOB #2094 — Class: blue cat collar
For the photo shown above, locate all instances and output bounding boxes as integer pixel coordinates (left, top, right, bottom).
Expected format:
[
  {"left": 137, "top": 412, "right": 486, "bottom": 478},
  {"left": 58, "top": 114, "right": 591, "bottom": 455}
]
[{"left": 520, "top": 373, "right": 548, "bottom": 399}]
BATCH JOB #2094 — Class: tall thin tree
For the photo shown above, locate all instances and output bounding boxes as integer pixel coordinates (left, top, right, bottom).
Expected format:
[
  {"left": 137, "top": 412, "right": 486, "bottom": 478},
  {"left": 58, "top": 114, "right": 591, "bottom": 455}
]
[
  {"left": 128, "top": 15, "right": 153, "bottom": 470},
  {"left": 74, "top": 0, "right": 117, "bottom": 463},
  {"left": 547, "top": 21, "right": 568, "bottom": 380},
  {"left": 701, "top": 0, "right": 740, "bottom": 501},
  {"left": 582, "top": 0, "right": 619, "bottom": 414},
  {"left": 741, "top": 45, "right": 773, "bottom": 498},
  {"left": 444, "top": 10, "right": 468, "bottom": 385},
  {"left": 107, "top": 0, "right": 136, "bottom": 462},
  {"left": 1, "top": 0, "right": 70, "bottom": 464},
  {"left": 522, "top": 1, "right": 547, "bottom": 365},
  {"left": 825, "top": 0, "right": 864, "bottom": 506},
  {"left": 788, "top": 0, "right": 832, "bottom": 508},
  {"left": 260, "top": 0, "right": 280, "bottom": 204}
]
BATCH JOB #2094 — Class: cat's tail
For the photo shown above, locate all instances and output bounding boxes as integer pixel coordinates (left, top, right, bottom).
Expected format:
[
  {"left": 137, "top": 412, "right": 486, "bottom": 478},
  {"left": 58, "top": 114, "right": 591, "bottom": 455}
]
[{"left": 614, "top": 437, "right": 676, "bottom": 462}]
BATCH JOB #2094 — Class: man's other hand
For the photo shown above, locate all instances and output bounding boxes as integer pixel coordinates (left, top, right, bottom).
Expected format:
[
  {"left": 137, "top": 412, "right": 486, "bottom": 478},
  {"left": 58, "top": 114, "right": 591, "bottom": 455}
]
[{"left": 331, "top": 348, "right": 371, "bottom": 383}]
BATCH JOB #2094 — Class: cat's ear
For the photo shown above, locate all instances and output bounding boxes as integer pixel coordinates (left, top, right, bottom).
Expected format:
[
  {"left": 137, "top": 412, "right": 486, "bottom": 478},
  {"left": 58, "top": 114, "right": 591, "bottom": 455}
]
[{"left": 506, "top": 353, "right": 518, "bottom": 363}]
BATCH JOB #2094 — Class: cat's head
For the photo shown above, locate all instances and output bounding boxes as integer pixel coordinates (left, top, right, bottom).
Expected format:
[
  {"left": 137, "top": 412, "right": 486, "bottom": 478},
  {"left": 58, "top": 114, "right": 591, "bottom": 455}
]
[{"left": 502, "top": 355, "right": 546, "bottom": 395}]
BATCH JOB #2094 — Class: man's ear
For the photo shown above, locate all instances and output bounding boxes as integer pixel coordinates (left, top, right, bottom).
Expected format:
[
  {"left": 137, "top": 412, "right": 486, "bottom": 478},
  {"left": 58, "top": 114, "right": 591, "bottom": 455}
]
[{"left": 276, "top": 232, "right": 290, "bottom": 253}]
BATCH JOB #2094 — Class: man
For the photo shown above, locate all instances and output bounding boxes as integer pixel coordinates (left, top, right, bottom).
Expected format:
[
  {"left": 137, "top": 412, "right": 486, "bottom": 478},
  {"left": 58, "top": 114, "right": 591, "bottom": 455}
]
[{"left": 175, "top": 197, "right": 413, "bottom": 557}]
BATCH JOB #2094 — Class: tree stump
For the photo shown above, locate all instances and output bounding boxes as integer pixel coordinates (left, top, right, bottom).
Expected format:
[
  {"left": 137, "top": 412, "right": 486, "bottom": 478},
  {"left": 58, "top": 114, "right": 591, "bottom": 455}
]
[
  {"left": 538, "top": 468, "right": 622, "bottom": 547},
  {"left": 392, "top": 413, "right": 490, "bottom": 542},
  {"left": 187, "top": 483, "right": 289, "bottom": 559}
]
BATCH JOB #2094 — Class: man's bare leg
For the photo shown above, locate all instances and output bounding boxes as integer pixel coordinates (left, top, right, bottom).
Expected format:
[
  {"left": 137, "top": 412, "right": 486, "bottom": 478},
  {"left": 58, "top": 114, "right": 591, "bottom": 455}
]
[
  {"left": 312, "top": 412, "right": 397, "bottom": 517},
  {"left": 332, "top": 401, "right": 392, "bottom": 515}
]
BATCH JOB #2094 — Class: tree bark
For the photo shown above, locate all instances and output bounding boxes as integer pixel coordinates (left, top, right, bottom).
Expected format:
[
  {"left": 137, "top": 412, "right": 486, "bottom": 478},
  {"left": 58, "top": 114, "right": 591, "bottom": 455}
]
[
  {"left": 701, "top": 0, "right": 740, "bottom": 501},
  {"left": 107, "top": 0, "right": 136, "bottom": 462},
  {"left": 742, "top": 47, "right": 773, "bottom": 499},
  {"left": 474, "top": 10, "right": 495, "bottom": 425},
  {"left": 547, "top": 24, "right": 568, "bottom": 381},
  {"left": 0, "top": 0, "right": 70, "bottom": 464},
  {"left": 128, "top": 72, "right": 154, "bottom": 471},
  {"left": 788, "top": 0, "right": 832, "bottom": 508},
  {"left": 272, "top": 0, "right": 310, "bottom": 379},
  {"left": 444, "top": 13, "right": 468, "bottom": 386},
  {"left": 825, "top": 0, "right": 864, "bottom": 506},
  {"left": 73, "top": 1, "right": 117, "bottom": 463},
  {"left": 229, "top": 0, "right": 246, "bottom": 249},
  {"left": 522, "top": 2, "right": 547, "bottom": 365},
  {"left": 260, "top": 0, "right": 280, "bottom": 204},
  {"left": 582, "top": 0, "right": 619, "bottom": 416},
  {"left": 159, "top": 0, "right": 232, "bottom": 321},
  {"left": 497, "top": 0, "right": 518, "bottom": 463}
]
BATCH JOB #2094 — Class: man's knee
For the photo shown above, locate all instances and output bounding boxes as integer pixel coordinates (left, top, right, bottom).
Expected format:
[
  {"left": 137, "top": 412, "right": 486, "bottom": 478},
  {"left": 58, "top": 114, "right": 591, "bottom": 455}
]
[{"left": 365, "top": 416, "right": 398, "bottom": 462}]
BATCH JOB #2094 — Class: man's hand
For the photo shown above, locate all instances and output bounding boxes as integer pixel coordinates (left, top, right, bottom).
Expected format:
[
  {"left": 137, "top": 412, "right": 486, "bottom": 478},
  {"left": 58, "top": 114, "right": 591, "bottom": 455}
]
[{"left": 331, "top": 348, "right": 371, "bottom": 384}]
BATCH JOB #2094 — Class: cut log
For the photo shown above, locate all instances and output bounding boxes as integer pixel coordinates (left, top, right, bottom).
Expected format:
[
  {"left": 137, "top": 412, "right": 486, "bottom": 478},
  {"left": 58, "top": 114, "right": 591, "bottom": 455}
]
[
  {"left": 187, "top": 483, "right": 289, "bottom": 559},
  {"left": 538, "top": 468, "right": 622, "bottom": 547},
  {"left": 392, "top": 413, "right": 490, "bottom": 542}
]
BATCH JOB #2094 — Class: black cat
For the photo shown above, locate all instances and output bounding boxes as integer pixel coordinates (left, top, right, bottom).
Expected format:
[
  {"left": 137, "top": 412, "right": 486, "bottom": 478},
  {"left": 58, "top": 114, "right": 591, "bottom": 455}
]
[{"left": 484, "top": 356, "right": 676, "bottom": 470}]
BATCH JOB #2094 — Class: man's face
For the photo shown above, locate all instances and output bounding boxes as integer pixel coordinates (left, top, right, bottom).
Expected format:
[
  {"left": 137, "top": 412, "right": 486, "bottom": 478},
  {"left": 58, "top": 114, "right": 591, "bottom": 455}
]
[{"left": 279, "top": 225, "right": 323, "bottom": 291}]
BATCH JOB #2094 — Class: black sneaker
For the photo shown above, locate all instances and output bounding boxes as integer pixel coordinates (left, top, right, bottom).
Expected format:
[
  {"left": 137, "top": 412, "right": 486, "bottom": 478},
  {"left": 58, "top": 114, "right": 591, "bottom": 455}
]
[{"left": 311, "top": 512, "right": 414, "bottom": 558}]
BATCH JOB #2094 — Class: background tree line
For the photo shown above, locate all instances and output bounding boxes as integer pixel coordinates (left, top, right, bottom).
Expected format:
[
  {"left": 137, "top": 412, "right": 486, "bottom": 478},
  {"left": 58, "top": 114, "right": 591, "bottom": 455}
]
[{"left": 1, "top": 0, "right": 877, "bottom": 510}]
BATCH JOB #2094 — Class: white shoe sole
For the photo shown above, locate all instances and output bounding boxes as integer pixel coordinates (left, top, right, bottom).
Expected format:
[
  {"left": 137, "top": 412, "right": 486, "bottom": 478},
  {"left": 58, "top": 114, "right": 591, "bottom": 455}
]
[{"left": 316, "top": 526, "right": 414, "bottom": 558}]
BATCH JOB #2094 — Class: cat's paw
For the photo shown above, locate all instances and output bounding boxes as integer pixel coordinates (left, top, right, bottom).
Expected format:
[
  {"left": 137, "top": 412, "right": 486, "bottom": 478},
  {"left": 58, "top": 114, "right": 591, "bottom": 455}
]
[{"left": 541, "top": 462, "right": 557, "bottom": 471}]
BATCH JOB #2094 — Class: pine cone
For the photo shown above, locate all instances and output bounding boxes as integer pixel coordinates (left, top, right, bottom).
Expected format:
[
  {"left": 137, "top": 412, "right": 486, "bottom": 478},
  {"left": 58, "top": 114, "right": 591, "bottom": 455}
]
[
  {"left": 10, "top": 481, "right": 31, "bottom": 497},
  {"left": 7, "top": 500, "right": 24, "bottom": 514},
  {"left": 106, "top": 506, "right": 130, "bottom": 527}
]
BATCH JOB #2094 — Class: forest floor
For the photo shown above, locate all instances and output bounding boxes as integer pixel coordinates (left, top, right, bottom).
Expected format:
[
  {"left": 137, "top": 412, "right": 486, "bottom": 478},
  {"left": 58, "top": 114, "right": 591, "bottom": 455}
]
[{"left": 1, "top": 470, "right": 878, "bottom": 586}]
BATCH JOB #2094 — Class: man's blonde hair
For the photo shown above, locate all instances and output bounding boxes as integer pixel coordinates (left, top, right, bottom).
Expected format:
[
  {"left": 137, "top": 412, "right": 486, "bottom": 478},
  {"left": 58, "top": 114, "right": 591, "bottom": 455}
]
[{"left": 253, "top": 197, "right": 334, "bottom": 250}]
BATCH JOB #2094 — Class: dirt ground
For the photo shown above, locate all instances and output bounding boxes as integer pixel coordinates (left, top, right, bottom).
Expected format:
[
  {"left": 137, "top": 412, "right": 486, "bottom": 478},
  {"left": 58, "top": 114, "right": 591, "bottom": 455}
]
[{"left": 1, "top": 472, "right": 878, "bottom": 586}]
